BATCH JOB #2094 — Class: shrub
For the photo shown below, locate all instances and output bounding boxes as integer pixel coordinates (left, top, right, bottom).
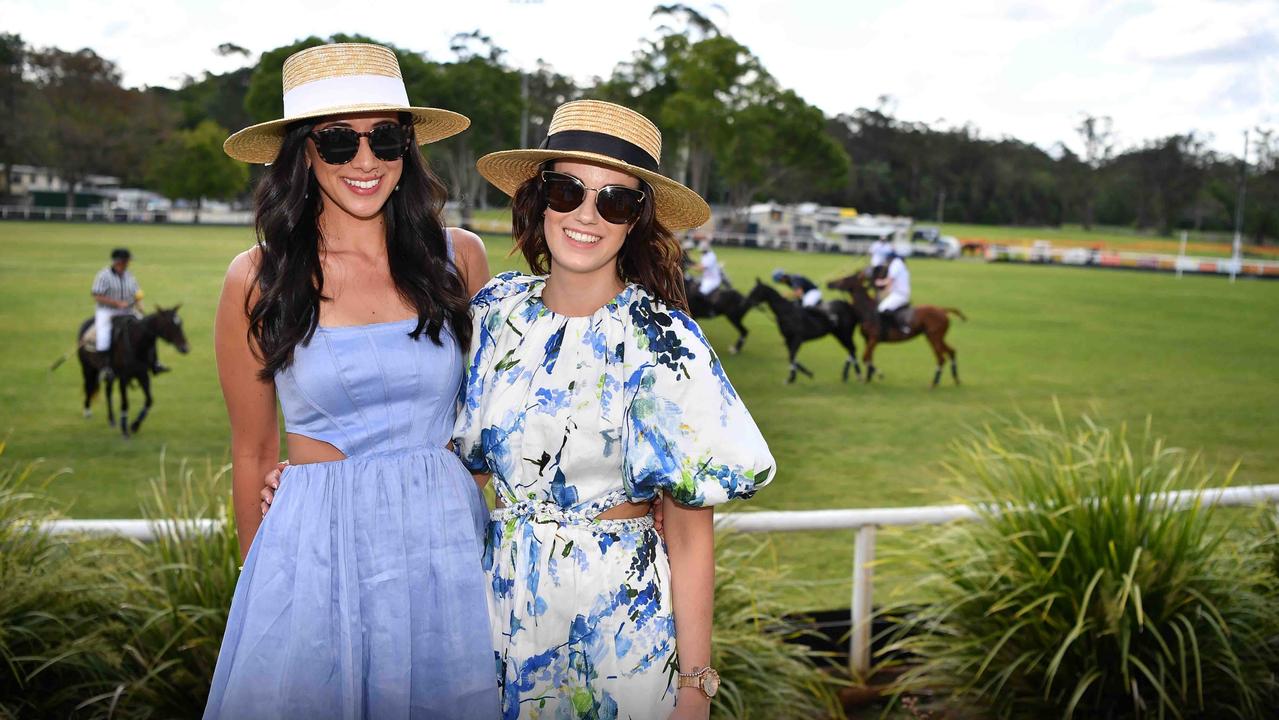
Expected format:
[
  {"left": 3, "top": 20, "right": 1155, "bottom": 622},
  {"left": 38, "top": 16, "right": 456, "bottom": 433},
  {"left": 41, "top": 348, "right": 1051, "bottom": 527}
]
[
  {"left": 0, "top": 444, "right": 128, "bottom": 718},
  {"left": 886, "top": 416, "right": 1279, "bottom": 719},
  {"left": 0, "top": 447, "right": 845, "bottom": 718},
  {"left": 712, "top": 533, "right": 846, "bottom": 720},
  {"left": 101, "top": 454, "right": 240, "bottom": 717}
]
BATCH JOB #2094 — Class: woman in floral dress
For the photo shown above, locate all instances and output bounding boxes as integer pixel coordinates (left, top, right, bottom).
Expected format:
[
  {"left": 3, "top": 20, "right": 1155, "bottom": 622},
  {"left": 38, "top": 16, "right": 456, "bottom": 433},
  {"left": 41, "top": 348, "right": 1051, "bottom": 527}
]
[{"left": 455, "top": 100, "right": 776, "bottom": 720}]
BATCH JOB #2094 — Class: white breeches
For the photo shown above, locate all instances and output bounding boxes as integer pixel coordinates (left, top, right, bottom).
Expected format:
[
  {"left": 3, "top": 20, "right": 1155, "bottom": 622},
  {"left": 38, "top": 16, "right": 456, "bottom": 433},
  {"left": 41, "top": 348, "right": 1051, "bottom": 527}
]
[
  {"left": 878, "top": 293, "right": 909, "bottom": 313},
  {"left": 699, "top": 277, "right": 721, "bottom": 296},
  {"left": 94, "top": 308, "right": 126, "bottom": 351},
  {"left": 801, "top": 288, "right": 823, "bottom": 307}
]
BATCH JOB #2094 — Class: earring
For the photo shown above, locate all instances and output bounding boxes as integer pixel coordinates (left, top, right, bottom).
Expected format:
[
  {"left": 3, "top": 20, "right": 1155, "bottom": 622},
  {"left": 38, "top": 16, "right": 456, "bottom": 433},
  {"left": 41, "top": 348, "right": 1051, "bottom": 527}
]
[{"left": 394, "top": 184, "right": 400, "bottom": 192}]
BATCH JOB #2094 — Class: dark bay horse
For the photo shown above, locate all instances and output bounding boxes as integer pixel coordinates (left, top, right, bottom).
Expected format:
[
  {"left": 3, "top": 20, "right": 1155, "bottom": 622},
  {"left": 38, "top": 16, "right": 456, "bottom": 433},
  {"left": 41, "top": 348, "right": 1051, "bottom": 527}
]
[
  {"left": 74, "top": 307, "right": 189, "bottom": 436},
  {"left": 685, "top": 278, "right": 752, "bottom": 354},
  {"left": 828, "top": 271, "right": 963, "bottom": 387},
  {"left": 743, "top": 279, "right": 862, "bottom": 383}
]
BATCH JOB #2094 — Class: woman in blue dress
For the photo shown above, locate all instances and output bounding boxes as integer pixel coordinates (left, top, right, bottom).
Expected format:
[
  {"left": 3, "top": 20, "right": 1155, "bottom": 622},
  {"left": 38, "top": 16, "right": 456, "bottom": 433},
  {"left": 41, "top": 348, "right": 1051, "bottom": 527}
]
[
  {"left": 456, "top": 100, "right": 777, "bottom": 719},
  {"left": 206, "top": 43, "right": 498, "bottom": 719}
]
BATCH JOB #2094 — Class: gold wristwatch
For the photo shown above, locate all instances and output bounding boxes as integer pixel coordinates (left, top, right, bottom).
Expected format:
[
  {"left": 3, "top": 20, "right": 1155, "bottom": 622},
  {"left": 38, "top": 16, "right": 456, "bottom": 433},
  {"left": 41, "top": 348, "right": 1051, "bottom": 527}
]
[{"left": 676, "top": 666, "right": 720, "bottom": 698}]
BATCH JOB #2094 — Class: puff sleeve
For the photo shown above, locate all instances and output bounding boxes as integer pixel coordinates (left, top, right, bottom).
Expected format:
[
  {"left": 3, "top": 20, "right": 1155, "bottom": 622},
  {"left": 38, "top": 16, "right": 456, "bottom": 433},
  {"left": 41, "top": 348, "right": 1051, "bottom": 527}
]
[{"left": 621, "top": 296, "right": 776, "bottom": 506}]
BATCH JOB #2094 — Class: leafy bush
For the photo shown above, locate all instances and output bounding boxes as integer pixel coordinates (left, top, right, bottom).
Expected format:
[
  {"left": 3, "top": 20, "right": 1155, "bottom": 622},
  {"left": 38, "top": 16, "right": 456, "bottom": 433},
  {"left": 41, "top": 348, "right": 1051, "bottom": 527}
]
[
  {"left": 0, "top": 444, "right": 128, "bottom": 719},
  {"left": 0, "top": 448, "right": 844, "bottom": 718},
  {"left": 712, "top": 533, "right": 845, "bottom": 720},
  {"left": 886, "top": 416, "right": 1279, "bottom": 719},
  {"left": 103, "top": 455, "right": 240, "bottom": 717},
  {"left": 0, "top": 446, "right": 239, "bottom": 719}
]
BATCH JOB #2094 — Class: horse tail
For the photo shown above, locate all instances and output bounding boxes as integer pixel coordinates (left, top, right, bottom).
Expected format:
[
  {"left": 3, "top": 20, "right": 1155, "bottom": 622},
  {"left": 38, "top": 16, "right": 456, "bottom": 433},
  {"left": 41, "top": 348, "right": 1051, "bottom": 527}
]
[{"left": 944, "top": 307, "right": 967, "bottom": 321}]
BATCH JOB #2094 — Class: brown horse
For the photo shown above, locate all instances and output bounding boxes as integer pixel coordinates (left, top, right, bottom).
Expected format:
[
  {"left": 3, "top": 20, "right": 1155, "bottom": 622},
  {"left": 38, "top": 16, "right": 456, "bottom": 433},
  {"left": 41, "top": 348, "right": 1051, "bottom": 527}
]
[{"left": 828, "top": 270, "right": 964, "bottom": 387}]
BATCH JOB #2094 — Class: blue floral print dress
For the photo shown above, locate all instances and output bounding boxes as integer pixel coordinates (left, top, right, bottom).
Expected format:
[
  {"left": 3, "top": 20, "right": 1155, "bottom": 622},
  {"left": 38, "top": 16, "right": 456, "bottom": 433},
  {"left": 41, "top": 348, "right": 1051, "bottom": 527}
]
[{"left": 453, "top": 272, "right": 776, "bottom": 720}]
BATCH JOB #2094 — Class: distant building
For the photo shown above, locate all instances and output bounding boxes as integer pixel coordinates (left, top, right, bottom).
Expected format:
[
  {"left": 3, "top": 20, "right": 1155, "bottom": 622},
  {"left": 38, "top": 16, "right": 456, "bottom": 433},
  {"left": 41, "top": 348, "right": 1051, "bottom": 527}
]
[
  {"left": 717, "top": 201, "right": 910, "bottom": 252},
  {"left": 1, "top": 164, "right": 122, "bottom": 207},
  {"left": 727, "top": 202, "right": 862, "bottom": 250}
]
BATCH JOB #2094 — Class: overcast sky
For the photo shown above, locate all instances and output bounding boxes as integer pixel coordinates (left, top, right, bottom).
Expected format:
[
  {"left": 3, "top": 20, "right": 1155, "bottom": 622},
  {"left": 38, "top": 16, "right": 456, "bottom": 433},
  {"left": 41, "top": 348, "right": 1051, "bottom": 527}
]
[{"left": 4, "top": 0, "right": 1275, "bottom": 158}]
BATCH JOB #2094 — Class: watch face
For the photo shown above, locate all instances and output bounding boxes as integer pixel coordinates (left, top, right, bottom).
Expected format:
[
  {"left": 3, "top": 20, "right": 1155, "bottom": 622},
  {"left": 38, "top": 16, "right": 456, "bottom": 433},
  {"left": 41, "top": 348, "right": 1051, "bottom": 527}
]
[{"left": 702, "top": 670, "right": 720, "bottom": 697}]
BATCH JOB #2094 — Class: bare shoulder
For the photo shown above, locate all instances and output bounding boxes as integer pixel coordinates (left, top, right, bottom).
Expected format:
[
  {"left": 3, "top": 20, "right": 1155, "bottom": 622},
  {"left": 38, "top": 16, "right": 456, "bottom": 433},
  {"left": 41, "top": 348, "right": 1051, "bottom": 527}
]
[
  {"left": 446, "top": 227, "right": 491, "bottom": 296},
  {"left": 227, "top": 246, "right": 261, "bottom": 277},
  {"left": 446, "top": 227, "right": 487, "bottom": 261},
  {"left": 223, "top": 247, "right": 262, "bottom": 300}
]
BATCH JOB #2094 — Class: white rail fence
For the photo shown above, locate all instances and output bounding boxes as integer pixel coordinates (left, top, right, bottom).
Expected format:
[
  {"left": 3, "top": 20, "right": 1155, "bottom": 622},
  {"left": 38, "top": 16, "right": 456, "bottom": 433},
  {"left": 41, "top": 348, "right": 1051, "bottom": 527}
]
[
  {"left": 985, "top": 242, "right": 1279, "bottom": 279},
  {"left": 42, "top": 483, "right": 1279, "bottom": 678},
  {"left": 0, "top": 204, "right": 254, "bottom": 224}
]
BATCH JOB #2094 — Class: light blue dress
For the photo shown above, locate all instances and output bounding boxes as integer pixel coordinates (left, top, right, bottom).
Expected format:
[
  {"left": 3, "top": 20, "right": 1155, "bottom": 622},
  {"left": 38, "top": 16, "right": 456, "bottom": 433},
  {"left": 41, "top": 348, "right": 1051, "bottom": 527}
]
[{"left": 205, "top": 240, "right": 498, "bottom": 720}]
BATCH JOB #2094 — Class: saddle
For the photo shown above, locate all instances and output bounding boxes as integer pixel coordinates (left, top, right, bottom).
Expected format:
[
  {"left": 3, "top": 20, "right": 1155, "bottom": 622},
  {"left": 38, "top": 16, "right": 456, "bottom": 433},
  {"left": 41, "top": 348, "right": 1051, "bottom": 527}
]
[
  {"left": 878, "top": 305, "right": 914, "bottom": 340},
  {"left": 803, "top": 303, "right": 842, "bottom": 329},
  {"left": 81, "top": 316, "right": 137, "bottom": 362},
  {"left": 79, "top": 325, "right": 99, "bottom": 350},
  {"left": 893, "top": 305, "right": 915, "bottom": 327}
]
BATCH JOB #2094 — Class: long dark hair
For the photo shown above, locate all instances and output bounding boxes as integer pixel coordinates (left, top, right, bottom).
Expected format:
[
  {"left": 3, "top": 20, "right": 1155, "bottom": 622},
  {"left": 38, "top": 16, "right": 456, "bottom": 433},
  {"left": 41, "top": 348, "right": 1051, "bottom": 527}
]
[
  {"left": 510, "top": 164, "right": 688, "bottom": 311},
  {"left": 247, "top": 114, "right": 472, "bottom": 380}
]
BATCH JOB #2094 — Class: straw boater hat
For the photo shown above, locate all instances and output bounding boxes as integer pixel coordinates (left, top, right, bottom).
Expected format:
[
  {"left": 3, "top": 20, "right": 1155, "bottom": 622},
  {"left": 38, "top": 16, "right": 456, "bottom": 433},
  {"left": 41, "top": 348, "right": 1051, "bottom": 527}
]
[
  {"left": 223, "top": 43, "right": 469, "bottom": 164},
  {"left": 477, "top": 100, "right": 710, "bottom": 231}
]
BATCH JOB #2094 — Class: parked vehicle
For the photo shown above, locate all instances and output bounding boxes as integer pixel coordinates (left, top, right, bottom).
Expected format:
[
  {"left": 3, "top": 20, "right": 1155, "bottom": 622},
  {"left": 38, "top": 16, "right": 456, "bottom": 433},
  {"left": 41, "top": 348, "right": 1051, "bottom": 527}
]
[{"left": 908, "top": 226, "right": 961, "bottom": 259}]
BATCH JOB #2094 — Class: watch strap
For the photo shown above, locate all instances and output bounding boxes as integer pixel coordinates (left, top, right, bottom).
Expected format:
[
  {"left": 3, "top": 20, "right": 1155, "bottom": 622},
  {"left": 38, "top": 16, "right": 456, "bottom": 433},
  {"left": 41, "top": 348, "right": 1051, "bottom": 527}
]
[{"left": 676, "top": 666, "right": 718, "bottom": 698}]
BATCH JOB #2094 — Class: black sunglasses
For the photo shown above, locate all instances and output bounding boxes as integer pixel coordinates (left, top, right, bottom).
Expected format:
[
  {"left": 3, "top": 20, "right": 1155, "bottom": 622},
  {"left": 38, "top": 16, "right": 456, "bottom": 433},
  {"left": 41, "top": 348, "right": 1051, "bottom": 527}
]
[
  {"left": 540, "top": 170, "right": 646, "bottom": 225},
  {"left": 308, "top": 124, "right": 411, "bottom": 165}
]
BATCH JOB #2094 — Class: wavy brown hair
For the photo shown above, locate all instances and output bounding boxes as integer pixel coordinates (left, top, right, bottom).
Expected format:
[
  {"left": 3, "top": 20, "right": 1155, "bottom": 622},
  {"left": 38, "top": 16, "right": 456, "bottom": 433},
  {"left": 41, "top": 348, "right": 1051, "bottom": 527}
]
[
  {"left": 510, "top": 163, "right": 688, "bottom": 312},
  {"left": 246, "top": 114, "right": 472, "bottom": 381}
]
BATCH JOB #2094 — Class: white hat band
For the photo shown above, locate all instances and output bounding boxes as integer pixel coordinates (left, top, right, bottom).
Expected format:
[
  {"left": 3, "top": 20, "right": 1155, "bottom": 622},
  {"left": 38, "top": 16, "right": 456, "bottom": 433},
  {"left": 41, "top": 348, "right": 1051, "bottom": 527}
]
[{"left": 282, "top": 75, "right": 410, "bottom": 118}]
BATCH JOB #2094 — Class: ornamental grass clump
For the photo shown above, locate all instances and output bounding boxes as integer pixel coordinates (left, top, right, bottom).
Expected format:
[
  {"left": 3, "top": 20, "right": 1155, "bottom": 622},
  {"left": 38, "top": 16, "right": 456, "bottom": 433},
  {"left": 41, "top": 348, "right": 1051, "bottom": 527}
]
[
  {"left": 0, "top": 444, "right": 128, "bottom": 718},
  {"left": 711, "top": 534, "right": 846, "bottom": 720},
  {"left": 98, "top": 454, "right": 240, "bottom": 716},
  {"left": 887, "top": 416, "right": 1279, "bottom": 719}
]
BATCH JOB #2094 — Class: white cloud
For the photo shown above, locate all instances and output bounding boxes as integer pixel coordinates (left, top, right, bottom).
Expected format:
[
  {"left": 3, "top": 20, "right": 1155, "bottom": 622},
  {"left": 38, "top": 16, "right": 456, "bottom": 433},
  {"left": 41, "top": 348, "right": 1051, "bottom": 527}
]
[{"left": 2, "top": 0, "right": 1273, "bottom": 156}]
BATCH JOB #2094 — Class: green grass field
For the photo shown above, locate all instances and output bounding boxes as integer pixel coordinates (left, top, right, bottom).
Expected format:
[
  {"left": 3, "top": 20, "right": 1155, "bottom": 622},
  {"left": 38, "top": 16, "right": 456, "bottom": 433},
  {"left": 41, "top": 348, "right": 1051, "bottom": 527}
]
[{"left": 2, "top": 221, "right": 1277, "bottom": 609}]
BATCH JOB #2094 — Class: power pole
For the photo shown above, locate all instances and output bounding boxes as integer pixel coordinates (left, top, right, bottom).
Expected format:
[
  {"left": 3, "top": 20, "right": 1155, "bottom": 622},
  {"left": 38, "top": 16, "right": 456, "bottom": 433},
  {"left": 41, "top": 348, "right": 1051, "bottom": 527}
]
[
  {"left": 519, "top": 71, "right": 529, "bottom": 149},
  {"left": 936, "top": 189, "right": 945, "bottom": 226},
  {"left": 1231, "top": 130, "right": 1248, "bottom": 282}
]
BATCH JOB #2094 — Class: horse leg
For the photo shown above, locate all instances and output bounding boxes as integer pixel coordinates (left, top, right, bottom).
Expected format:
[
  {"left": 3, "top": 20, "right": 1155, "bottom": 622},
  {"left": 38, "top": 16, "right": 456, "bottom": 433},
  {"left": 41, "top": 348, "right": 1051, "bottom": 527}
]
[
  {"left": 785, "top": 341, "right": 809, "bottom": 384},
  {"left": 131, "top": 375, "right": 153, "bottom": 434},
  {"left": 791, "top": 334, "right": 816, "bottom": 379},
  {"left": 105, "top": 375, "right": 116, "bottom": 425},
  {"left": 81, "top": 355, "right": 98, "bottom": 418},
  {"left": 846, "top": 355, "right": 863, "bottom": 382},
  {"left": 862, "top": 339, "right": 878, "bottom": 383},
  {"left": 837, "top": 331, "right": 859, "bottom": 383},
  {"left": 118, "top": 379, "right": 130, "bottom": 437},
  {"left": 928, "top": 334, "right": 948, "bottom": 389},
  {"left": 946, "top": 342, "right": 960, "bottom": 385},
  {"left": 848, "top": 328, "right": 864, "bottom": 381},
  {"left": 730, "top": 317, "right": 749, "bottom": 355}
]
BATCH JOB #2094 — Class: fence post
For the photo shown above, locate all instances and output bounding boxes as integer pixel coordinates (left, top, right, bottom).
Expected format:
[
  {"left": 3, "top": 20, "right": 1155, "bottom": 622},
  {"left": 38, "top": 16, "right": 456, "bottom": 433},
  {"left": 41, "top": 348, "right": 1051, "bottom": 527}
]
[{"left": 850, "top": 524, "right": 876, "bottom": 679}]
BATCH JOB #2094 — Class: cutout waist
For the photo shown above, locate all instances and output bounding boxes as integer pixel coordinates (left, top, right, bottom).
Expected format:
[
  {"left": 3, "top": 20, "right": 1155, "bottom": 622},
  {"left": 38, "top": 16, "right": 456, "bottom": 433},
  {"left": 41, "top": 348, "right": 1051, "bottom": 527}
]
[{"left": 286, "top": 433, "right": 348, "bottom": 465}]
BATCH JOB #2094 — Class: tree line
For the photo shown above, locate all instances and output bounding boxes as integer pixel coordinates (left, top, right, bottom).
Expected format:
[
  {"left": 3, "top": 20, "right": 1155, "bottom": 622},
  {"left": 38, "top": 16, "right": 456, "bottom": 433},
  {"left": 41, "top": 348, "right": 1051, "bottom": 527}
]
[{"left": 1, "top": 5, "right": 1275, "bottom": 241}]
